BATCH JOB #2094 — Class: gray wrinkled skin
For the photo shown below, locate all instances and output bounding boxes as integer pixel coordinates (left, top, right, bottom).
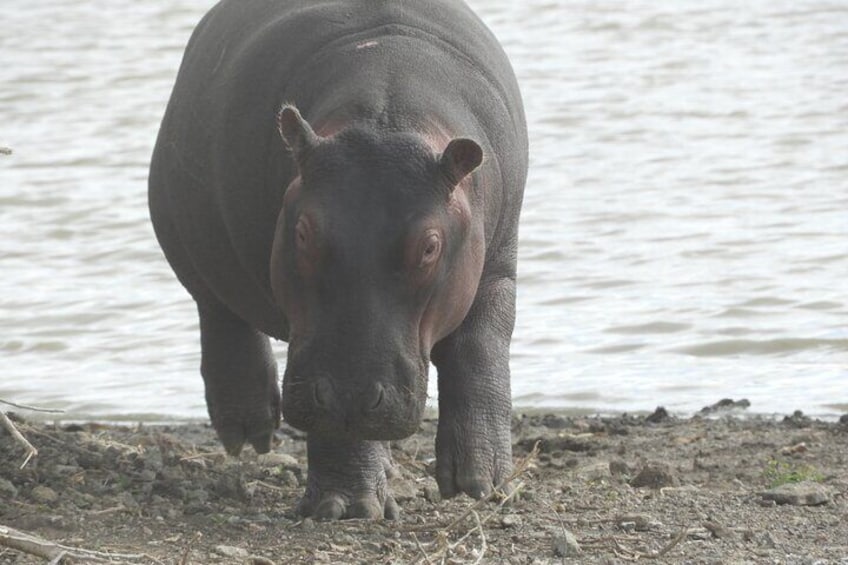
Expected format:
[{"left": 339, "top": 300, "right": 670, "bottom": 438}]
[{"left": 149, "top": 0, "right": 527, "bottom": 519}]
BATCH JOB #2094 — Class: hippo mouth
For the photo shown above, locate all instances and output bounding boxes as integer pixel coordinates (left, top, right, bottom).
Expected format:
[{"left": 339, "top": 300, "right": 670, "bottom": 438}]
[{"left": 280, "top": 361, "right": 429, "bottom": 441}]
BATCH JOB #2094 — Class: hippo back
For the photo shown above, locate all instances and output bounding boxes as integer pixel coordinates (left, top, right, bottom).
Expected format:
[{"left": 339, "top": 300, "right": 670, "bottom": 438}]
[{"left": 149, "top": 0, "right": 527, "bottom": 340}]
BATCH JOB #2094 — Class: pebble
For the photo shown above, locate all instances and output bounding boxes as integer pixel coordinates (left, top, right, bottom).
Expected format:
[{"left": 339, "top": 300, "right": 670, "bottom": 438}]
[
  {"left": 31, "top": 485, "right": 58, "bottom": 504},
  {"left": 616, "top": 513, "right": 658, "bottom": 531},
  {"left": 646, "top": 406, "right": 671, "bottom": 423},
  {"left": 0, "top": 478, "right": 18, "bottom": 498},
  {"left": 699, "top": 398, "right": 750, "bottom": 415},
  {"left": 575, "top": 460, "right": 612, "bottom": 482},
  {"left": 630, "top": 462, "right": 680, "bottom": 489},
  {"left": 389, "top": 478, "right": 419, "bottom": 502},
  {"left": 551, "top": 530, "right": 581, "bottom": 557},
  {"left": 279, "top": 470, "right": 299, "bottom": 487},
  {"left": 609, "top": 458, "right": 631, "bottom": 478},
  {"left": 300, "top": 517, "right": 315, "bottom": 531},
  {"left": 214, "top": 545, "right": 249, "bottom": 559},
  {"left": 257, "top": 453, "right": 299, "bottom": 468},
  {"left": 244, "top": 557, "right": 276, "bottom": 565},
  {"left": 422, "top": 484, "right": 441, "bottom": 503},
  {"left": 501, "top": 514, "right": 521, "bottom": 528},
  {"left": 760, "top": 481, "right": 832, "bottom": 506}
]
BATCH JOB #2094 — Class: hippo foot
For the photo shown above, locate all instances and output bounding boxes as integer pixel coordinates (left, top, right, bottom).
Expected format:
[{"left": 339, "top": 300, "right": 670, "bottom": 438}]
[
  {"left": 435, "top": 410, "right": 514, "bottom": 500},
  {"left": 206, "top": 377, "right": 281, "bottom": 456},
  {"left": 298, "top": 437, "right": 399, "bottom": 520}
]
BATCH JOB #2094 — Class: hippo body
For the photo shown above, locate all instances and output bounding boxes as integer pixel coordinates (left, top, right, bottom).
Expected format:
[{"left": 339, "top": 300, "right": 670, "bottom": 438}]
[{"left": 149, "top": 0, "right": 527, "bottom": 519}]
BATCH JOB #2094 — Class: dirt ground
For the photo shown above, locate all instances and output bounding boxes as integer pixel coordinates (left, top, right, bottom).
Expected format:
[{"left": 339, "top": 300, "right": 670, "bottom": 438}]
[{"left": 2, "top": 402, "right": 847, "bottom": 564}]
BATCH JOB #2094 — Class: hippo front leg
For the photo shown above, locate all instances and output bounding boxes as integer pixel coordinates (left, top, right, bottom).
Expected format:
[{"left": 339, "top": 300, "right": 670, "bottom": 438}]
[
  {"left": 198, "top": 301, "right": 281, "bottom": 455},
  {"left": 431, "top": 276, "right": 515, "bottom": 499},
  {"left": 298, "top": 436, "right": 399, "bottom": 520}
]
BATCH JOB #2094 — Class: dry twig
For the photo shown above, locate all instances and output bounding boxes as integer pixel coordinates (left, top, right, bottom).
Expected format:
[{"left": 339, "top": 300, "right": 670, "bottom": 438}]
[
  {"left": 408, "top": 443, "right": 539, "bottom": 564},
  {"left": 0, "top": 398, "right": 64, "bottom": 413},
  {"left": 0, "top": 411, "right": 37, "bottom": 469}
]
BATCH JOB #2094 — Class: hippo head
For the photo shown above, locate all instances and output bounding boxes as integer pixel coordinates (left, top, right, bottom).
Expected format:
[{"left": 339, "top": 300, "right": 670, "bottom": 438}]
[{"left": 270, "top": 106, "right": 484, "bottom": 440}]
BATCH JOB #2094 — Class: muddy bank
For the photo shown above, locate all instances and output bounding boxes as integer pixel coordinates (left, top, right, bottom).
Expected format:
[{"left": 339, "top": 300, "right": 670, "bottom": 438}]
[{"left": 2, "top": 405, "right": 847, "bottom": 564}]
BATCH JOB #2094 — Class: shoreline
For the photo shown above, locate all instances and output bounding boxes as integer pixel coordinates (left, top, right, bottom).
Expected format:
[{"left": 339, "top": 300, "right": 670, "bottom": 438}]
[
  {"left": 2, "top": 405, "right": 847, "bottom": 563},
  {"left": 11, "top": 398, "right": 848, "bottom": 427}
]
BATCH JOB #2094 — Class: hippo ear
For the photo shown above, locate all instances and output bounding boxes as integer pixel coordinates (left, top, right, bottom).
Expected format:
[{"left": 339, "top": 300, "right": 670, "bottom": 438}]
[
  {"left": 276, "top": 105, "right": 319, "bottom": 163},
  {"left": 439, "top": 138, "right": 483, "bottom": 188}
]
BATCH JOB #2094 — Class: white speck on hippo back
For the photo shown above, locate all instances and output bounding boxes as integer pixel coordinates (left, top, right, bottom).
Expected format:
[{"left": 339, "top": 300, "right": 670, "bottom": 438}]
[{"left": 355, "top": 40, "right": 379, "bottom": 49}]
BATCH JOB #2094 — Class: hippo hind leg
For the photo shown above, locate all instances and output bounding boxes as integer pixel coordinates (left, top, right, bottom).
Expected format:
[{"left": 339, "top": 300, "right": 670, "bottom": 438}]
[{"left": 198, "top": 300, "right": 281, "bottom": 456}]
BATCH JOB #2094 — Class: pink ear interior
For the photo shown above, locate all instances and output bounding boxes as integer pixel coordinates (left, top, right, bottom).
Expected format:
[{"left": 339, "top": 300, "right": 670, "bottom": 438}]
[{"left": 441, "top": 138, "right": 483, "bottom": 186}]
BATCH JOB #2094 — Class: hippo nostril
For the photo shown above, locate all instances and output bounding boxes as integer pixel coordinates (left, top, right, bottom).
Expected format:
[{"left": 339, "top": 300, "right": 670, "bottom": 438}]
[
  {"left": 312, "top": 378, "right": 334, "bottom": 409},
  {"left": 367, "top": 383, "right": 385, "bottom": 412}
]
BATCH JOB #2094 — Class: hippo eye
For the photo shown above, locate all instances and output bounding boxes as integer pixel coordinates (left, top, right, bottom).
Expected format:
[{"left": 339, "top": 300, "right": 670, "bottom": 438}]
[{"left": 418, "top": 230, "right": 442, "bottom": 268}]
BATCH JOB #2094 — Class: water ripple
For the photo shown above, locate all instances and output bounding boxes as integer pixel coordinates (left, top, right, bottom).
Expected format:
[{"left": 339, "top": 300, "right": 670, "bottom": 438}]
[{"left": 1, "top": 0, "right": 846, "bottom": 419}]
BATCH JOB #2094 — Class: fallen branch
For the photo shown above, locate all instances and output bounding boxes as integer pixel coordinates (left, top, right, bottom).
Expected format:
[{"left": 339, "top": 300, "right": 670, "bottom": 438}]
[
  {"left": 0, "top": 524, "right": 62, "bottom": 560},
  {"left": 0, "top": 524, "right": 149, "bottom": 563},
  {"left": 0, "top": 411, "right": 37, "bottom": 469}
]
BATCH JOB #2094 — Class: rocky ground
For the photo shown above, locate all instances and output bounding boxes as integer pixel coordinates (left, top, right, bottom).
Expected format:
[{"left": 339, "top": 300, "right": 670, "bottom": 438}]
[{"left": 1, "top": 402, "right": 847, "bottom": 564}]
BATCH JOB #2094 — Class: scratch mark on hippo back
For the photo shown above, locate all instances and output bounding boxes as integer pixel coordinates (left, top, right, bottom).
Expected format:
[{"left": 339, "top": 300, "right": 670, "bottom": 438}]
[{"left": 355, "top": 40, "right": 380, "bottom": 49}]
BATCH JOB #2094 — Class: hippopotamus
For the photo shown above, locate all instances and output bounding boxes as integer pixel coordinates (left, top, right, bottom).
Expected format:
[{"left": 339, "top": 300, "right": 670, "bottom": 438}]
[{"left": 148, "top": 0, "right": 527, "bottom": 520}]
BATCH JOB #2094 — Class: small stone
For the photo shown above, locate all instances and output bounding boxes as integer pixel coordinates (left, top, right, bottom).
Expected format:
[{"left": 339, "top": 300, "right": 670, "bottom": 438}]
[
  {"left": 699, "top": 398, "right": 750, "bottom": 415},
  {"left": 279, "top": 470, "right": 299, "bottom": 488},
  {"left": 575, "top": 460, "right": 612, "bottom": 482},
  {"left": 389, "top": 478, "right": 419, "bottom": 502},
  {"left": 779, "top": 442, "right": 808, "bottom": 456},
  {"left": 541, "top": 414, "right": 571, "bottom": 429},
  {"left": 616, "top": 513, "right": 658, "bottom": 531},
  {"left": 501, "top": 514, "right": 520, "bottom": 528},
  {"left": 552, "top": 530, "right": 581, "bottom": 557},
  {"left": 609, "top": 459, "right": 630, "bottom": 478},
  {"left": 214, "top": 545, "right": 249, "bottom": 559},
  {"left": 54, "top": 464, "right": 83, "bottom": 476},
  {"left": 630, "top": 462, "right": 680, "bottom": 489},
  {"left": 760, "top": 481, "right": 831, "bottom": 506},
  {"left": 301, "top": 517, "right": 315, "bottom": 531},
  {"left": 783, "top": 410, "right": 811, "bottom": 428},
  {"left": 257, "top": 453, "right": 299, "bottom": 468},
  {"left": 244, "top": 557, "right": 275, "bottom": 565},
  {"left": 646, "top": 406, "right": 670, "bottom": 423},
  {"left": 689, "top": 528, "right": 711, "bottom": 541},
  {"left": 839, "top": 413, "right": 848, "bottom": 425},
  {"left": 423, "top": 485, "right": 441, "bottom": 503},
  {"left": 703, "top": 520, "right": 732, "bottom": 539},
  {"left": 0, "top": 478, "right": 18, "bottom": 498},
  {"left": 31, "top": 485, "right": 58, "bottom": 504}
]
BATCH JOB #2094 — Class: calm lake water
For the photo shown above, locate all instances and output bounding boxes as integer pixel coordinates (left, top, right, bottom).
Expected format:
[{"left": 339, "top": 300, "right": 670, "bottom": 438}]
[{"left": 1, "top": 0, "right": 846, "bottom": 421}]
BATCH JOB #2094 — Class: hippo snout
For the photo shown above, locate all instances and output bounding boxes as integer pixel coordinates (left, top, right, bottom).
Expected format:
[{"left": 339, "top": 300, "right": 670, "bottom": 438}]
[
  {"left": 282, "top": 364, "right": 426, "bottom": 440},
  {"left": 309, "top": 378, "right": 384, "bottom": 414}
]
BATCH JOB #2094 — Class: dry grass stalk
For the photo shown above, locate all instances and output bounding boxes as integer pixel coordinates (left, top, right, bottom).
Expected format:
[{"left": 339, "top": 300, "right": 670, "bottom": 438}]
[{"left": 408, "top": 442, "right": 539, "bottom": 564}]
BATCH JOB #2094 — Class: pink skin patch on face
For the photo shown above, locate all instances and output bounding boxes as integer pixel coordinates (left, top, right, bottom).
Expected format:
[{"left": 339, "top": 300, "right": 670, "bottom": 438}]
[{"left": 355, "top": 40, "right": 379, "bottom": 50}]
